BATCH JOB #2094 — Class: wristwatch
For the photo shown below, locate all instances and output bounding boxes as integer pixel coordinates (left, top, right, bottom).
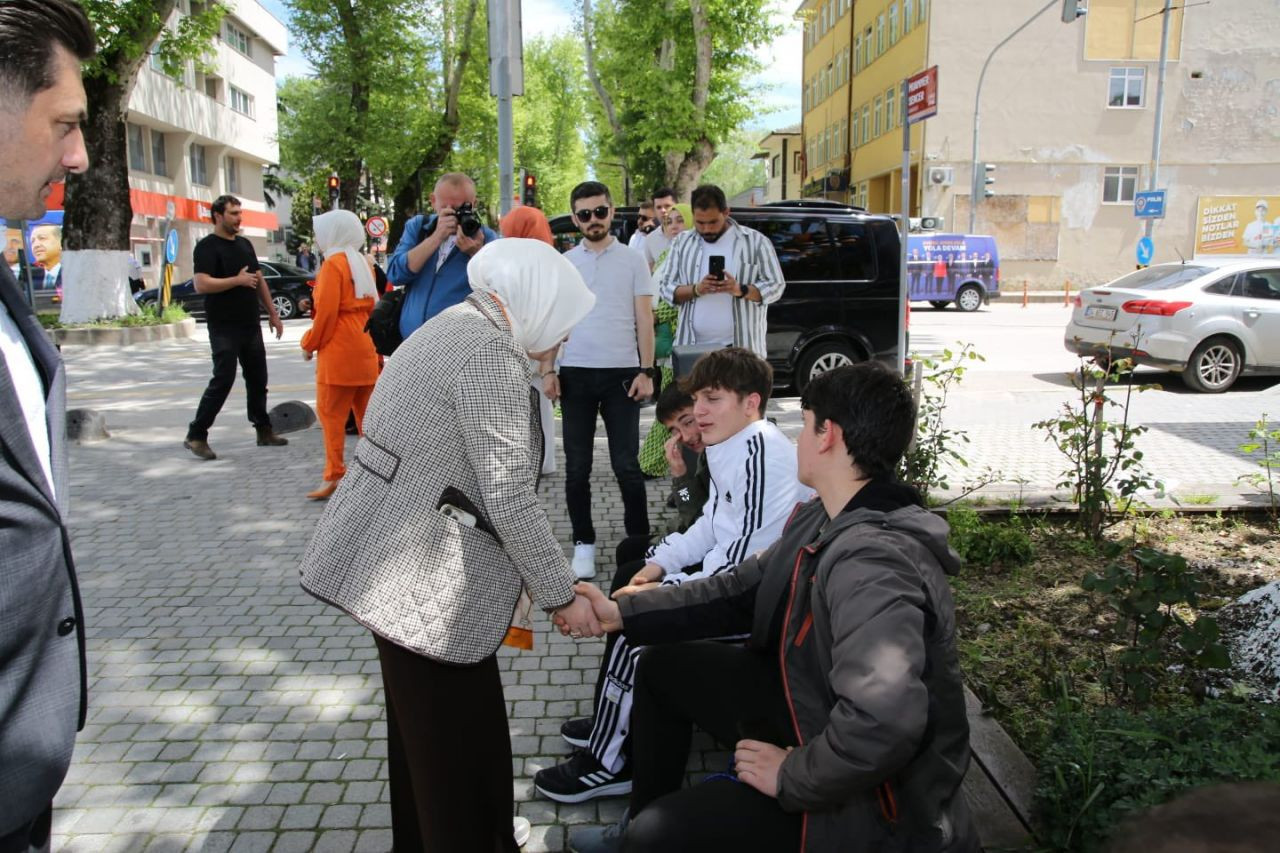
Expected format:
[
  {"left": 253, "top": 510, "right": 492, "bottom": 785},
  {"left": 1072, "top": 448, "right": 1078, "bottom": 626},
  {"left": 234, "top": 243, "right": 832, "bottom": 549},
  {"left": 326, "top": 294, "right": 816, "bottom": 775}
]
[
  {"left": 732, "top": 281, "right": 747, "bottom": 298},
  {"left": 640, "top": 366, "right": 658, "bottom": 380}
]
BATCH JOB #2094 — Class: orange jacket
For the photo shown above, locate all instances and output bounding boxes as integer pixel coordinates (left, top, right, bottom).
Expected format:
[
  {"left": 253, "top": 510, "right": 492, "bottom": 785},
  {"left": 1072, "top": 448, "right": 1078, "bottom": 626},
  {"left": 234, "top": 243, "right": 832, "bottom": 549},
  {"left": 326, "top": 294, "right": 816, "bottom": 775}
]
[{"left": 301, "top": 253, "right": 379, "bottom": 386}]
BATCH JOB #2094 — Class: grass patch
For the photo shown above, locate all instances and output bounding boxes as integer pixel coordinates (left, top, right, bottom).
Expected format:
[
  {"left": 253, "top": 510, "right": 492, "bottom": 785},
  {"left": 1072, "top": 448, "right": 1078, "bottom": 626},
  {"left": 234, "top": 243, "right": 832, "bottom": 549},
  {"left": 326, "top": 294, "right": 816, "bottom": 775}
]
[
  {"left": 39, "top": 303, "right": 189, "bottom": 329},
  {"left": 1179, "top": 493, "right": 1219, "bottom": 506}
]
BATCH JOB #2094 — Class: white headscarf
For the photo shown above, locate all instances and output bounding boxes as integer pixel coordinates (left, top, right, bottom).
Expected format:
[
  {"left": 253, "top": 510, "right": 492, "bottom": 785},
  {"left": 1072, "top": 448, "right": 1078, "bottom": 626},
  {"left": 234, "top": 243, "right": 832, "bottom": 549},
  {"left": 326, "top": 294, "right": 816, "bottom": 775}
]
[
  {"left": 312, "top": 210, "right": 376, "bottom": 300},
  {"left": 467, "top": 238, "right": 596, "bottom": 353}
]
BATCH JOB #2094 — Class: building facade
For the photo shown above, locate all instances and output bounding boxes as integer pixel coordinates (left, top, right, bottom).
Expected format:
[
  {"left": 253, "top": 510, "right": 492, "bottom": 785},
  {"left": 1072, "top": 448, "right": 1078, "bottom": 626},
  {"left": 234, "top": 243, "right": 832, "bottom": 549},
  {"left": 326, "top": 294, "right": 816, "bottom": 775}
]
[
  {"left": 753, "top": 125, "right": 803, "bottom": 202},
  {"left": 116, "top": 0, "right": 285, "bottom": 284},
  {"left": 798, "top": 0, "right": 1280, "bottom": 287}
]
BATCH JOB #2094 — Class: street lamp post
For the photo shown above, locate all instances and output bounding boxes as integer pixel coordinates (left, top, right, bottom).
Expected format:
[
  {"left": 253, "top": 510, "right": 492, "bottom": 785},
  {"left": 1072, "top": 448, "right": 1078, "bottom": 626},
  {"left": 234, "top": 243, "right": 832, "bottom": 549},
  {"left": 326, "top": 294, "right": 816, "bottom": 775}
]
[
  {"left": 1143, "top": 0, "right": 1174, "bottom": 242},
  {"left": 969, "top": 0, "right": 1083, "bottom": 234}
]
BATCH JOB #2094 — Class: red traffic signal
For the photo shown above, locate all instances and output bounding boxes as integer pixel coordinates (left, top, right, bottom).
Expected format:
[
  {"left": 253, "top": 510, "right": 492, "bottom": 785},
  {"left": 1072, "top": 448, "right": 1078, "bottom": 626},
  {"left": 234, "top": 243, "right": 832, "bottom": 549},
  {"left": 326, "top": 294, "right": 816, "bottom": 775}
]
[
  {"left": 326, "top": 175, "right": 340, "bottom": 191},
  {"left": 521, "top": 172, "right": 537, "bottom": 206}
]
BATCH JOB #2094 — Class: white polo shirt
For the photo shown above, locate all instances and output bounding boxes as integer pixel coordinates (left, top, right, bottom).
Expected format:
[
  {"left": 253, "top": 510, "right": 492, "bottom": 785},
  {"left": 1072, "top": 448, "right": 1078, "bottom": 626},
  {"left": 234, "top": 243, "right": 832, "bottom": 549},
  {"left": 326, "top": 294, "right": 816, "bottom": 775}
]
[{"left": 562, "top": 237, "right": 654, "bottom": 369}]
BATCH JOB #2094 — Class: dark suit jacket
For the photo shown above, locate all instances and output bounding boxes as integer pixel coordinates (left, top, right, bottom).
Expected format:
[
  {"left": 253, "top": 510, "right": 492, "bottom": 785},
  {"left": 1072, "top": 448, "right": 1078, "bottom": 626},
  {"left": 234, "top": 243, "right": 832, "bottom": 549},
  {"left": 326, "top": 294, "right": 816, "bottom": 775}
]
[{"left": 0, "top": 265, "right": 86, "bottom": 833}]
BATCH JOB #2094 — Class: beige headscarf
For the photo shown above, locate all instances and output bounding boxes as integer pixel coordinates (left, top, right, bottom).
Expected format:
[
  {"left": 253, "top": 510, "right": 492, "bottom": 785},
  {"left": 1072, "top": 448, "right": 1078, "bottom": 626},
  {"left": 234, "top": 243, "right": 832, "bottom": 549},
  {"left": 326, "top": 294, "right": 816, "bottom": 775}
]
[
  {"left": 467, "top": 238, "right": 595, "bottom": 353},
  {"left": 312, "top": 210, "right": 376, "bottom": 300}
]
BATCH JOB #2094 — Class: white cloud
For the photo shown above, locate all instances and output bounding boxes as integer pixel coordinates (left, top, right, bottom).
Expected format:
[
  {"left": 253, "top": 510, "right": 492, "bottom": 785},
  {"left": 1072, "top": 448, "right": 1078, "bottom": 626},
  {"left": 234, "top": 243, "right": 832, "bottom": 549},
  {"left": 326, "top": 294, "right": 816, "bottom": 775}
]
[{"left": 520, "top": 0, "right": 577, "bottom": 40}]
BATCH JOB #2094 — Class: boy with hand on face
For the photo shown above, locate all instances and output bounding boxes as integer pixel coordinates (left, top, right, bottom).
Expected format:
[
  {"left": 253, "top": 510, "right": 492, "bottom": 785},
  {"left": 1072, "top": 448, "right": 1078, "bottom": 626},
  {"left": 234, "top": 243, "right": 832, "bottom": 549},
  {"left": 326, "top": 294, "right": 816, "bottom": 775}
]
[{"left": 537, "top": 347, "right": 809, "bottom": 805}]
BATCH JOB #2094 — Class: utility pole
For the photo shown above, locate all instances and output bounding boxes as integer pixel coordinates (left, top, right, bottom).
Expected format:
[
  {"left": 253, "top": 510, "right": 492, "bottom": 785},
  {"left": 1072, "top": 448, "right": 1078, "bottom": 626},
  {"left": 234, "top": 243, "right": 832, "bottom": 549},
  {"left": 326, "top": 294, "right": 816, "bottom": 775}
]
[
  {"left": 1144, "top": 0, "right": 1174, "bottom": 242},
  {"left": 488, "top": 0, "right": 524, "bottom": 217}
]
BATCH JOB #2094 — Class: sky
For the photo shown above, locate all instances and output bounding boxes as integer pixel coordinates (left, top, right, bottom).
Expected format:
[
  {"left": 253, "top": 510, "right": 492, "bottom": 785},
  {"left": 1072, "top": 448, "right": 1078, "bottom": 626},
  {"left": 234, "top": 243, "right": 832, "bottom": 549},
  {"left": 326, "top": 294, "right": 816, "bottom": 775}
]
[{"left": 258, "top": 0, "right": 802, "bottom": 130}]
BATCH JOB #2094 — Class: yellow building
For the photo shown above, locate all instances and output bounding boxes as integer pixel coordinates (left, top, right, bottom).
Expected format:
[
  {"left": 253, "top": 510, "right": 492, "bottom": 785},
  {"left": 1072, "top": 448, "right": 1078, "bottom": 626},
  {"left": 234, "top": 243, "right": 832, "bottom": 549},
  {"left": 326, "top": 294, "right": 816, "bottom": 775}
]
[{"left": 798, "top": 0, "right": 928, "bottom": 213}]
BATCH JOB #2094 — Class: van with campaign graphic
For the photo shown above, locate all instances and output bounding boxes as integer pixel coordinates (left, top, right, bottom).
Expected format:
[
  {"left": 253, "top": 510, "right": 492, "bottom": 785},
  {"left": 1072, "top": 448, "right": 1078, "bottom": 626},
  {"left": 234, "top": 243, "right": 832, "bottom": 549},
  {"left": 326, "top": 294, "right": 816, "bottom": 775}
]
[{"left": 906, "top": 233, "right": 1000, "bottom": 311}]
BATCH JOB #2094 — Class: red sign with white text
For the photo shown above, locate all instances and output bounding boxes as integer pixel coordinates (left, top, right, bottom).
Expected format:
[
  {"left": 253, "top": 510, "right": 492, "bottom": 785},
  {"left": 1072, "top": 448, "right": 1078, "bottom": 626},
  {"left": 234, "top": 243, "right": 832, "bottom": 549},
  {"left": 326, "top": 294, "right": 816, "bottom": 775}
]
[{"left": 906, "top": 66, "right": 938, "bottom": 125}]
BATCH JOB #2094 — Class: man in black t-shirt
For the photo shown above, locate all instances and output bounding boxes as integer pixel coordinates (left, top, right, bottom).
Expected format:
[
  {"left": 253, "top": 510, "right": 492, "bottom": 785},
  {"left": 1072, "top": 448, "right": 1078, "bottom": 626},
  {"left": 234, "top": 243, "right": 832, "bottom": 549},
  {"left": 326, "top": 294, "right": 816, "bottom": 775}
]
[{"left": 183, "top": 194, "right": 288, "bottom": 460}]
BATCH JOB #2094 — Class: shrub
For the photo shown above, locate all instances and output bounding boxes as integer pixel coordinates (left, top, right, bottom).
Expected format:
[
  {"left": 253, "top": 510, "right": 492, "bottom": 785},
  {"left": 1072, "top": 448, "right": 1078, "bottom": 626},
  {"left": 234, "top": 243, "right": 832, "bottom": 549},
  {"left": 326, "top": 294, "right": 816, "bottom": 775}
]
[
  {"left": 1035, "top": 699, "right": 1280, "bottom": 851},
  {"left": 946, "top": 506, "right": 1034, "bottom": 569}
]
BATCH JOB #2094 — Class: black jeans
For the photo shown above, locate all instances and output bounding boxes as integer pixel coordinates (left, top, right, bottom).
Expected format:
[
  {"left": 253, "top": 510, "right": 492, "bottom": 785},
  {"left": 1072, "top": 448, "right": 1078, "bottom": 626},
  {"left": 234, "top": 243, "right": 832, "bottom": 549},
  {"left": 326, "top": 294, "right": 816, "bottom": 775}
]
[
  {"left": 624, "top": 642, "right": 800, "bottom": 853},
  {"left": 187, "top": 324, "right": 271, "bottom": 440},
  {"left": 0, "top": 805, "right": 50, "bottom": 853},
  {"left": 559, "top": 366, "right": 649, "bottom": 544}
]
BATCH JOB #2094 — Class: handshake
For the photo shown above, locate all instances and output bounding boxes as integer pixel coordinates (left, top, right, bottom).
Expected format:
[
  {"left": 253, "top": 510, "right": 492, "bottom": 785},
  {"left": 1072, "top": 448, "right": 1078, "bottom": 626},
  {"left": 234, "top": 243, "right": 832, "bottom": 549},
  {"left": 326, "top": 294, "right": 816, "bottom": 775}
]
[{"left": 552, "top": 562, "right": 665, "bottom": 639}]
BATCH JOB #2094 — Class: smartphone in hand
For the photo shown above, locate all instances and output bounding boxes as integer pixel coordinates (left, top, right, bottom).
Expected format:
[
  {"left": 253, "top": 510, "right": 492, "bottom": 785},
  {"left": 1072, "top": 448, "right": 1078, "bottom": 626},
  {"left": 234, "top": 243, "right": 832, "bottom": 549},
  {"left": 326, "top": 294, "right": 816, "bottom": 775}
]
[{"left": 708, "top": 255, "right": 726, "bottom": 281}]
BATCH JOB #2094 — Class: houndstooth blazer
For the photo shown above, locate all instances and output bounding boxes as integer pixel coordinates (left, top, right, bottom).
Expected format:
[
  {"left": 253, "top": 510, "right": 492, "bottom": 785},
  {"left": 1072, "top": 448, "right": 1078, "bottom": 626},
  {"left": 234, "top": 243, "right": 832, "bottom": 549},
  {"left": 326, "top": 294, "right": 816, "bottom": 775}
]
[{"left": 300, "top": 292, "right": 576, "bottom": 665}]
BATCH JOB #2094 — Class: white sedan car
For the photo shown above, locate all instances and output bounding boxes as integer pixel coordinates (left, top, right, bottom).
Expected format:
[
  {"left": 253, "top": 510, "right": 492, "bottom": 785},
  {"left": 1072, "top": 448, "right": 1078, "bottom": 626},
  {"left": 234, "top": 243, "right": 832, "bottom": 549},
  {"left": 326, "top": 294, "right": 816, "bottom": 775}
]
[{"left": 1064, "top": 259, "right": 1280, "bottom": 392}]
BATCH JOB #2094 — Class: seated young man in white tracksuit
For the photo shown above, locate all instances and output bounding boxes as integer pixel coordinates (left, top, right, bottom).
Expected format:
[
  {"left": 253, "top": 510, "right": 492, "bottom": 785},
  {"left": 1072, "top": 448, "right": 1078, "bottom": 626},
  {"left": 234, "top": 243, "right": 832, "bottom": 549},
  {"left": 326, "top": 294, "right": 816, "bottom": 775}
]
[{"left": 535, "top": 347, "right": 809, "bottom": 803}]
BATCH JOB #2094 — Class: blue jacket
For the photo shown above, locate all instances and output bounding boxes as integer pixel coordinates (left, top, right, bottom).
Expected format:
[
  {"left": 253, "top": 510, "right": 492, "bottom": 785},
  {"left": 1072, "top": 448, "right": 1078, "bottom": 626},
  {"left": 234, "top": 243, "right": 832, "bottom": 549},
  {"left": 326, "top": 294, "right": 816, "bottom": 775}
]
[{"left": 388, "top": 214, "right": 500, "bottom": 339}]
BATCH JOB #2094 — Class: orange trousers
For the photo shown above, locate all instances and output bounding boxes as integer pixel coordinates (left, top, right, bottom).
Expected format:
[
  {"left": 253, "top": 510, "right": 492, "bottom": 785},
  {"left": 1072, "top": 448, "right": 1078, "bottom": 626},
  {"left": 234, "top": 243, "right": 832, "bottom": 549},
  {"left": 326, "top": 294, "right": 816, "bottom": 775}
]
[{"left": 317, "top": 382, "right": 375, "bottom": 481}]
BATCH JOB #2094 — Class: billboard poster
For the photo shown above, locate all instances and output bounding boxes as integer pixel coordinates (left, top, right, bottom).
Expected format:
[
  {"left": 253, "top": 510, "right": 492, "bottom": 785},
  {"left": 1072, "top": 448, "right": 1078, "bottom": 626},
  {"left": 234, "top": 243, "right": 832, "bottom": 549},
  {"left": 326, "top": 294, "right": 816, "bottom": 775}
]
[
  {"left": 1194, "top": 195, "right": 1280, "bottom": 257},
  {"left": 0, "top": 211, "right": 64, "bottom": 290}
]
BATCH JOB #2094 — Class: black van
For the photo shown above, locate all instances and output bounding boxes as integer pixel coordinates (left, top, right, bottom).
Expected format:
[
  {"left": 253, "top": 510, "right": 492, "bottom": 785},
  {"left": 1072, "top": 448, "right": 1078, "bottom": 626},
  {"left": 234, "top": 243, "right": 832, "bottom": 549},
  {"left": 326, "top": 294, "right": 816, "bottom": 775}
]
[{"left": 549, "top": 200, "right": 902, "bottom": 391}]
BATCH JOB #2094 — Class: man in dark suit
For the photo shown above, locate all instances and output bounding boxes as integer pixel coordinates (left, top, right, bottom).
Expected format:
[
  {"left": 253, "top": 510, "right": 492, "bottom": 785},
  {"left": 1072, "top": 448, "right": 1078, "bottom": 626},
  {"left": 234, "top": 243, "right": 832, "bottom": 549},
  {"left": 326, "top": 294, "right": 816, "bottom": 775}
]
[{"left": 0, "top": 2, "right": 95, "bottom": 850}]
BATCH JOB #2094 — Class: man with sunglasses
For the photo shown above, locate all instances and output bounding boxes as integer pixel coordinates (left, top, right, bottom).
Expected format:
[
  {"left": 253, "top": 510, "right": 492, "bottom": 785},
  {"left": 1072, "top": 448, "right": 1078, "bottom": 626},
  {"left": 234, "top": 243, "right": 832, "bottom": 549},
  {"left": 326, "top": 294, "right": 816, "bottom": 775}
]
[
  {"left": 628, "top": 200, "right": 658, "bottom": 254},
  {"left": 540, "top": 181, "right": 656, "bottom": 580}
]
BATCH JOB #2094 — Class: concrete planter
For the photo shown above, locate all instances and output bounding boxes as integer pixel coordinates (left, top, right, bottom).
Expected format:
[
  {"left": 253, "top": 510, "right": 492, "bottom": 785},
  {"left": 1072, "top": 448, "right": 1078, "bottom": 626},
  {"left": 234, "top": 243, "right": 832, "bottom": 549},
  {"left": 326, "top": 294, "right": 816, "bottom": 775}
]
[{"left": 48, "top": 317, "right": 197, "bottom": 347}]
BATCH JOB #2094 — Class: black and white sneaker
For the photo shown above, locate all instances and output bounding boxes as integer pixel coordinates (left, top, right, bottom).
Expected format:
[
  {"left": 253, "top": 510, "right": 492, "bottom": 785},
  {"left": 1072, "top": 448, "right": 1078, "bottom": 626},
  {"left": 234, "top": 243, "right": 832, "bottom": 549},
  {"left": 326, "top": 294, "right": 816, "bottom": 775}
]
[
  {"left": 561, "top": 717, "right": 593, "bottom": 749},
  {"left": 534, "top": 751, "right": 632, "bottom": 803}
]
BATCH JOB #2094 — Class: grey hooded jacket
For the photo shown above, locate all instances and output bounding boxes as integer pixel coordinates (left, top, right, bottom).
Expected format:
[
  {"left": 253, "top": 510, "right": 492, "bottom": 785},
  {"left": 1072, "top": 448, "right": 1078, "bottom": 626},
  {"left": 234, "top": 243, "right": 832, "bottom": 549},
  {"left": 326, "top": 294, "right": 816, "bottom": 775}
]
[{"left": 620, "top": 489, "right": 977, "bottom": 852}]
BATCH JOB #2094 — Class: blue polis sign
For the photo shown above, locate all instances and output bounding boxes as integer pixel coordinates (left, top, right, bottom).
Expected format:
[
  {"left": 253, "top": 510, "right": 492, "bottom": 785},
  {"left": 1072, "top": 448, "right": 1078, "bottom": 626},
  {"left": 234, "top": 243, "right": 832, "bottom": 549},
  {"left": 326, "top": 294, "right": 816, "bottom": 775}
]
[{"left": 1134, "top": 190, "right": 1167, "bottom": 219}]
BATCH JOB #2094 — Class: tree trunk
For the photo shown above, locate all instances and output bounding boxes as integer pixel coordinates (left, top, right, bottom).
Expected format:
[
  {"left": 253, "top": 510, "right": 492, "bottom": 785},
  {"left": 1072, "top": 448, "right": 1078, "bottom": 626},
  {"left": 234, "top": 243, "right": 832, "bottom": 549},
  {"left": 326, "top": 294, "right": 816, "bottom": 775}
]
[
  {"left": 582, "top": 0, "right": 626, "bottom": 157},
  {"left": 662, "top": 0, "right": 717, "bottom": 198},
  {"left": 665, "top": 137, "right": 717, "bottom": 200},
  {"left": 387, "top": 172, "right": 421, "bottom": 254},
  {"left": 60, "top": 73, "right": 140, "bottom": 321}
]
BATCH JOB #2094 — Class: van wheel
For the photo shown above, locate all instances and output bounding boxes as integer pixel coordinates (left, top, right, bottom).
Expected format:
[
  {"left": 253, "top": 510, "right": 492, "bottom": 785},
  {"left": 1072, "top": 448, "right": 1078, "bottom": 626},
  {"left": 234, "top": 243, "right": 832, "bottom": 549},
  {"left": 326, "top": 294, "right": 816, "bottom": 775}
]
[
  {"left": 1182, "top": 336, "right": 1242, "bottom": 393},
  {"left": 955, "top": 285, "right": 983, "bottom": 312},
  {"left": 796, "top": 340, "right": 860, "bottom": 392},
  {"left": 929, "top": 300, "right": 950, "bottom": 310}
]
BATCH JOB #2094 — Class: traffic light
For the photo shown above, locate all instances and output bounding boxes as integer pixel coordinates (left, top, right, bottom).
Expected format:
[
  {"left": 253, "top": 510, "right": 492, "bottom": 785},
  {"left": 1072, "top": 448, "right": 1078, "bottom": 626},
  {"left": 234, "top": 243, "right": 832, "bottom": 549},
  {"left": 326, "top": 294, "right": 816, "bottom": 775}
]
[
  {"left": 980, "top": 163, "right": 996, "bottom": 199},
  {"left": 327, "top": 173, "right": 340, "bottom": 204},
  {"left": 521, "top": 171, "right": 537, "bottom": 207}
]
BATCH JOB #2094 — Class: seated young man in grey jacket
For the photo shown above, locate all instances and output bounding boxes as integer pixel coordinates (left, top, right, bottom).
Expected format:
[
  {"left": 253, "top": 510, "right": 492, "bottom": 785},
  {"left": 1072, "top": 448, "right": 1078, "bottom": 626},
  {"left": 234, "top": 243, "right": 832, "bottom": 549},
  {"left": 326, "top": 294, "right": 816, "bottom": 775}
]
[{"left": 564, "top": 361, "right": 978, "bottom": 853}]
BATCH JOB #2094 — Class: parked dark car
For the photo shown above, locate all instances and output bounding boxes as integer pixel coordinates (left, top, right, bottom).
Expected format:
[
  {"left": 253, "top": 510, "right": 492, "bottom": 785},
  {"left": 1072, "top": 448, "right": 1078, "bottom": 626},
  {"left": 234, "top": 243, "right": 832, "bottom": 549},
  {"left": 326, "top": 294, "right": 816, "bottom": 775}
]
[
  {"left": 549, "top": 200, "right": 903, "bottom": 391},
  {"left": 134, "top": 261, "right": 315, "bottom": 320}
]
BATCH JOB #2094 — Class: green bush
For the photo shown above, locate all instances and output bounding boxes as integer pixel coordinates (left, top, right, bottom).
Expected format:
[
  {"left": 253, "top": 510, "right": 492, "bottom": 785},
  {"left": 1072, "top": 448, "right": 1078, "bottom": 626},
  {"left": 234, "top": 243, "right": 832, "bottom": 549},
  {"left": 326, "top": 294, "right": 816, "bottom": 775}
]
[
  {"left": 1035, "top": 700, "right": 1280, "bottom": 851},
  {"left": 946, "top": 506, "right": 1034, "bottom": 569}
]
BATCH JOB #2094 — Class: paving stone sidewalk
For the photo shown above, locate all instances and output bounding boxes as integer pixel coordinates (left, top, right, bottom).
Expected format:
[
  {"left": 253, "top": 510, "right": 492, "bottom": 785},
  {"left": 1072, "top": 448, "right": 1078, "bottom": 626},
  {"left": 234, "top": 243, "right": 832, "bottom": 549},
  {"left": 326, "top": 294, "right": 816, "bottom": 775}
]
[{"left": 53, "top": 329, "right": 722, "bottom": 852}]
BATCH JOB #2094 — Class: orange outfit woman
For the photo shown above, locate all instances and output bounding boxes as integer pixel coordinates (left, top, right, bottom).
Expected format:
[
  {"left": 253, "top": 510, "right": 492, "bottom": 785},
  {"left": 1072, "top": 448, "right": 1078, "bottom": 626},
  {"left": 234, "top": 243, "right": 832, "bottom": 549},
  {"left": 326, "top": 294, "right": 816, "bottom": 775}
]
[{"left": 301, "top": 210, "right": 380, "bottom": 500}]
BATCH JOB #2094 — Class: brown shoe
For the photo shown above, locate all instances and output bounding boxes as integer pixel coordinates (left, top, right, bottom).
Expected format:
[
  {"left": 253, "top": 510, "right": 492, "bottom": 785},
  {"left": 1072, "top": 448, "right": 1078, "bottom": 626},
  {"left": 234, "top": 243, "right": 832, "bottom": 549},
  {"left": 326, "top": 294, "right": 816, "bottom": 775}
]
[
  {"left": 307, "top": 481, "right": 338, "bottom": 501},
  {"left": 183, "top": 438, "right": 217, "bottom": 460},
  {"left": 256, "top": 426, "right": 288, "bottom": 446}
]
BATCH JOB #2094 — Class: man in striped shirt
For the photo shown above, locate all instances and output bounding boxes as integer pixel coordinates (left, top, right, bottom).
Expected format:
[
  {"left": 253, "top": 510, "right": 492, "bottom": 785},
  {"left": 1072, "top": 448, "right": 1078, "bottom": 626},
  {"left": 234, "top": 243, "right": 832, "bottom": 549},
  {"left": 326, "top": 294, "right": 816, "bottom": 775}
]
[
  {"left": 656, "top": 185, "right": 786, "bottom": 359},
  {"left": 535, "top": 348, "right": 808, "bottom": 804}
]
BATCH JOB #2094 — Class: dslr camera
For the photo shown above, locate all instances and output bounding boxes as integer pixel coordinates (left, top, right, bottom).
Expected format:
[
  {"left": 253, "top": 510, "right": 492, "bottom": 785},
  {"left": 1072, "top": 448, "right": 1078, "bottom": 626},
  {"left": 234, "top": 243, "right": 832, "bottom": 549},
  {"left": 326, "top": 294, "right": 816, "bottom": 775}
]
[{"left": 453, "top": 202, "right": 483, "bottom": 238}]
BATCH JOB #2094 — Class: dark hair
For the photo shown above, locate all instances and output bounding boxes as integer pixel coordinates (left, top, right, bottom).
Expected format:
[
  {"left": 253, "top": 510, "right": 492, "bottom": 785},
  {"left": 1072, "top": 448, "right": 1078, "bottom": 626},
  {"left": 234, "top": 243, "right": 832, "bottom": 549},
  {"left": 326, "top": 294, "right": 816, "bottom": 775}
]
[
  {"left": 655, "top": 384, "right": 694, "bottom": 423},
  {"left": 651, "top": 187, "right": 676, "bottom": 202},
  {"left": 680, "top": 347, "right": 772, "bottom": 410},
  {"left": 570, "top": 181, "right": 612, "bottom": 208},
  {"left": 800, "top": 361, "right": 914, "bottom": 481},
  {"left": 1108, "top": 783, "right": 1280, "bottom": 853},
  {"left": 691, "top": 185, "right": 728, "bottom": 212},
  {"left": 638, "top": 200, "right": 655, "bottom": 212},
  {"left": 210, "top": 195, "right": 241, "bottom": 223},
  {"left": 0, "top": 0, "right": 96, "bottom": 104}
]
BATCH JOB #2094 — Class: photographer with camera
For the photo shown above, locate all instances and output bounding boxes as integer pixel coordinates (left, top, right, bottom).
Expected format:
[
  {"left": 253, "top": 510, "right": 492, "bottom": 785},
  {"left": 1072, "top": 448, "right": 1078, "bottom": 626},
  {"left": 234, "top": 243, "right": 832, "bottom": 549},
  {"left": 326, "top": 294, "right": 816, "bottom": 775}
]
[{"left": 388, "top": 172, "right": 499, "bottom": 339}]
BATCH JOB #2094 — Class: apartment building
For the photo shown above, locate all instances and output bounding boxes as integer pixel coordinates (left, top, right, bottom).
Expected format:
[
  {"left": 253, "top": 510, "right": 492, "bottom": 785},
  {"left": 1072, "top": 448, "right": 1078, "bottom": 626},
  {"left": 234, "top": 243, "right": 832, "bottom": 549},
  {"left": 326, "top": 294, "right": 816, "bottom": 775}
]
[
  {"left": 797, "top": 0, "right": 1280, "bottom": 287},
  {"left": 118, "top": 0, "right": 285, "bottom": 282}
]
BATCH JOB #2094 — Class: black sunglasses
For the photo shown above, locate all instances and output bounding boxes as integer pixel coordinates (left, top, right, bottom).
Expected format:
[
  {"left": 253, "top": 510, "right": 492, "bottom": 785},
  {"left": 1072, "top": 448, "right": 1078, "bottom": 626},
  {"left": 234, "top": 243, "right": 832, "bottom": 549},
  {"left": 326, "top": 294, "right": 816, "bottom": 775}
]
[{"left": 574, "top": 205, "right": 611, "bottom": 223}]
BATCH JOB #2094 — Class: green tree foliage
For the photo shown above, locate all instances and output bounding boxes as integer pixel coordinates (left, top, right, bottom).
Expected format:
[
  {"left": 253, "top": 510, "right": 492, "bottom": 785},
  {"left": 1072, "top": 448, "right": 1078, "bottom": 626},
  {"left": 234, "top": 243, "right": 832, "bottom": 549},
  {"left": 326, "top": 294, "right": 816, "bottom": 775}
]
[
  {"left": 582, "top": 0, "right": 779, "bottom": 198},
  {"left": 699, "top": 126, "right": 767, "bottom": 201}
]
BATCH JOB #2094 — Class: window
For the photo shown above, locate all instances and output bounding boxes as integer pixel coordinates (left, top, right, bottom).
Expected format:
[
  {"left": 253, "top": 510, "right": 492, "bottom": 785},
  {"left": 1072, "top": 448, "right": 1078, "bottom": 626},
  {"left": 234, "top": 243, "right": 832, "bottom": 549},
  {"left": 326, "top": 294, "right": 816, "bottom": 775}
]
[
  {"left": 833, "top": 222, "right": 876, "bottom": 280},
  {"left": 1241, "top": 270, "right": 1280, "bottom": 300},
  {"left": 889, "top": 3, "right": 899, "bottom": 44},
  {"left": 850, "top": 110, "right": 859, "bottom": 147},
  {"left": 844, "top": 47, "right": 851, "bottom": 82},
  {"left": 861, "top": 105, "right": 870, "bottom": 144},
  {"left": 854, "top": 32, "right": 863, "bottom": 72},
  {"left": 189, "top": 143, "right": 209, "bottom": 186},
  {"left": 224, "top": 20, "right": 250, "bottom": 56},
  {"left": 127, "top": 123, "right": 148, "bottom": 171},
  {"left": 772, "top": 154, "right": 781, "bottom": 178},
  {"left": 756, "top": 219, "right": 837, "bottom": 281},
  {"left": 1102, "top": 166, "right": 1139, "bottom": 203},
  {"left": 204, "top": 75, "right": 221, "bottom": 101},
  {"left": 840, "top": 118, "right": 848, "bottom": 154},
  {"left": 904, "top": 0, "right": 914, "bottom": 33},
  {"left": 151, "top": 130, "right": 167, "bottom": 177},
  {"left": 1108, "top": 67, "right": 1145, "bottom": 107},
  {"left": 827, "top": 126, "right": 835, "bottom": 162},
  {"left": 230, "top": 85, "right": 254, "bottom": 117},
  {"left": 919, "top": 0, "right": 928, "bottom": 25},
  {"left": 225, "top": 156, "right": 240, "bottom": 194},
  {"left": 873, "top": 96, "right": 883, "bottom": 137},
  {"left": 793, "top": 151, "right": 804, "bottom": 173},
  {"left": 886, "top": 85, "right": 897, "bottom": 129},
  {"left": 138, "top": 246, "right": 154, "bottom": 268},
  {"left": 863, "top": 27, "right": 872, "bottom": 67},
  {"left": 876, "top": 13, "right": 885, "bottom": 55}
]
